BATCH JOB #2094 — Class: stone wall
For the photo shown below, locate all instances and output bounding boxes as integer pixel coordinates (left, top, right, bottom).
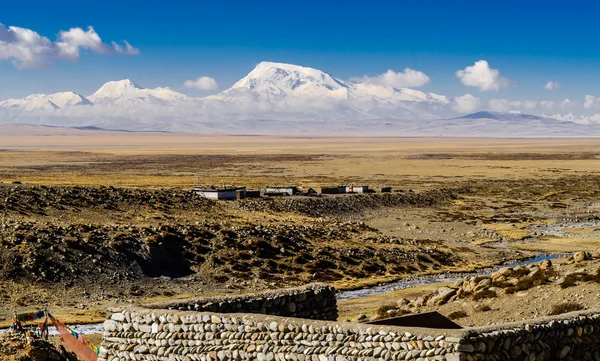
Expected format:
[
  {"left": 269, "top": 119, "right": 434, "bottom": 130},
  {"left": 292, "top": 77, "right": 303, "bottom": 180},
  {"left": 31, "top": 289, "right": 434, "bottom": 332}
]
[
  {"left": 99, "top": 308, "right": 464, "bottom": 361},
  {"left": 144, "top": 283, "right": 337, "bottom": 321},
  {"left": 100, "top": 308, "right": 600, "bottom": 361},
  {"left": 458, "top": 310, "right": 600, "bottom": 361}
]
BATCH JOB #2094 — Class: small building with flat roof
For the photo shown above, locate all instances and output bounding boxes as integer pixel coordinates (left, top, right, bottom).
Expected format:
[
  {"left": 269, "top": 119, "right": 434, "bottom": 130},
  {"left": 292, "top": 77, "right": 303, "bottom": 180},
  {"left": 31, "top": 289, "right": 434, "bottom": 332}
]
[
  {"left": 265, "top": 186, "right": 298, "bottom": 196},
  {"left": 193, "top": 186, "right": 246, "bottom": 200}
]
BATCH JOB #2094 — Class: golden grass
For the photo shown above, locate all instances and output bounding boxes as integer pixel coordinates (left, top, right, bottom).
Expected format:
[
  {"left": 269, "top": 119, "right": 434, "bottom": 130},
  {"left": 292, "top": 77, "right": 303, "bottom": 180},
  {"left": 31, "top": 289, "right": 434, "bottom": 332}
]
[
  {"left": 2, "top": 137, "right": 600, "bottom": 189},
  {"left": 564, "top": 227, "right": 600, "bottom": 236},
  {"left": 337, "top": 282, "right": 452, "bottom": 321},
  {"left": 484, "top": 223, "right": 533, "bottom": 241},
  {"left": 512, "top": 236, "right": 600, "bottom": 252}
]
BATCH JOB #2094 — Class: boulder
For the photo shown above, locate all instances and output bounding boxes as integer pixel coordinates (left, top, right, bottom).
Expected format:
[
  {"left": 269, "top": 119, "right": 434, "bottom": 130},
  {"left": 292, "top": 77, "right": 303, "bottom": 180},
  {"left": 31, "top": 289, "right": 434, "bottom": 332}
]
[
  {"left": 573, "top": 251, "right": 588, "bottom": 263},
  {"left": 426, "top": 287, "right": 457, "bottom": 306}
]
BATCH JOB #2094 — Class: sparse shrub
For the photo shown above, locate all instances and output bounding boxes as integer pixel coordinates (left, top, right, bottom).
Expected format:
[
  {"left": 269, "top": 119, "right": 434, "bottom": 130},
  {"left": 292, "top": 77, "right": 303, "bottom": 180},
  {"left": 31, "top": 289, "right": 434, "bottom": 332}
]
[
  {"left": 376, "top": 304, "right": 397, "bottom": 318},
  {"left": 548, "top": 302, "right": 585, "bottom": 315},
  {"left": 475, "top": 304, "right": 492, "bottom": 312},
  {"left": 447, "top": 310, "right": 468, "bottom": 320}
]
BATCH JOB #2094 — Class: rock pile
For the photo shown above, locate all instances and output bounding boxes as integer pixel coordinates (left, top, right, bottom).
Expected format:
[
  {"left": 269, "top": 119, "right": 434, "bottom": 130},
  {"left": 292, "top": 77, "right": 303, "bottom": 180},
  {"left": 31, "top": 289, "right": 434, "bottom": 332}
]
[
  {"left": 236, "top": 188, "right": 463, "bottom": 217},
  {"left": 0, "top": 184, "right": 217, "bottom": 216},
  {"left": 386, "top": 260, "right": 556, "bottom": 318},
  {"left": 145, "top": 284, "right": 338, "bottom": 321},
  {"left": 0, "top": 217, "right": 454, "bottom": 287}
]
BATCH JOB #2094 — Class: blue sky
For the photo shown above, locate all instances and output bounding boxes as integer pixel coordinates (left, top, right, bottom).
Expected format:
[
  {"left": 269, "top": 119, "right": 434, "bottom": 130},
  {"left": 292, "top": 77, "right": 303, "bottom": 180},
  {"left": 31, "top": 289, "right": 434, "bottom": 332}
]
[{"left": 1, "top": 0, "right": 600, "bottom": 116}]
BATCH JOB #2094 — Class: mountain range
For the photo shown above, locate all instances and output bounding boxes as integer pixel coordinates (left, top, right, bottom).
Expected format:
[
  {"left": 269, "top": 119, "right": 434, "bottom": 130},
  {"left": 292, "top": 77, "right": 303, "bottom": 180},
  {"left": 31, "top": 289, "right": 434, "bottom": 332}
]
[{"left": 1, "top": 61, "right": 599, "bottom": 136}]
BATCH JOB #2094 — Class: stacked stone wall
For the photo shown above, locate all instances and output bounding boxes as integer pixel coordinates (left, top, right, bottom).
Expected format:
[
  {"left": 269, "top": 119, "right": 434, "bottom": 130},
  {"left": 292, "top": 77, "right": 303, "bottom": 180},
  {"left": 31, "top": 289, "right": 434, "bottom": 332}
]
[
  {"left": 100, "top": 308, "right": 600, "bottom": 361},
  {"left": 99, "top": 308, "right": 463, "bottom": 361},
  {"left": 144, "top": 283, "right": 337, "bottom": 321}
]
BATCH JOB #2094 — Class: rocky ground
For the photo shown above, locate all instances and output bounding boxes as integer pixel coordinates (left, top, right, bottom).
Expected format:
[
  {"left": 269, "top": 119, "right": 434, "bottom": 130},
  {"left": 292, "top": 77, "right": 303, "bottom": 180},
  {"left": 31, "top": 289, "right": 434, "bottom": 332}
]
[
  {"left": 349, "top": 252, "right": 600, "bottom": 327},
  {"left": 0, "top": 183, "right": 481, "bottom": 325},
  {"left": 1, "top": 172, "right": 600, "bottom": 330},
  {"left": 0, "top": 335, "right": 77, "bottom": 361}
]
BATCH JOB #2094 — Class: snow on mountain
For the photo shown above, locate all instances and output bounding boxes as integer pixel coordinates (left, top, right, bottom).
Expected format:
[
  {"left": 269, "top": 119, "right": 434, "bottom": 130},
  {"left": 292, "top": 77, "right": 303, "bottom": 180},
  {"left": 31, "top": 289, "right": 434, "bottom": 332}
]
[
  {"left": 0, "top": 92, "right": 90, "bottom": 111},
  {"left": 207, "top": 62, "right": 350, "bottom": 103},
  {"left": 87, "top": 79, "right": 188, "bottom": 107},
  {"left": 207, "top": 62, "right": 451, "bottom": 118},
  {"left": 0, "top": 96, "right": 60, "bottom": 112},
  {"left": 2, "top": 61, "right": 600, "bottom": 136}
]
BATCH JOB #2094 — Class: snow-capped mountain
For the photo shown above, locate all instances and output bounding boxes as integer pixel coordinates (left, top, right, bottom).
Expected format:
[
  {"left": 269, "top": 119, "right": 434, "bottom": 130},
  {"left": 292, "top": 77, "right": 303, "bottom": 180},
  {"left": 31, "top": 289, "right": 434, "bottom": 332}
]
[
  {"left": 87, "top": 79, "right": 188, "bottom": 107},
  {"left": 1, "top": 61, "right": 600, "bottom": 136},
  {"left": 207, "top": 62, "right": 451, "bottom": 119},
  {"left": 0, "top": 92, "right": 90, "bottom": 111}
]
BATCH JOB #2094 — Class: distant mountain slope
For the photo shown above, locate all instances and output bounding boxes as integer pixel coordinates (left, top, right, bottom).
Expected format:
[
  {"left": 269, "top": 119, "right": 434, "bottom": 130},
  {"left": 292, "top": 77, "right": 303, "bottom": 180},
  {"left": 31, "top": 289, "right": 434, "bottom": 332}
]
[
  {"left": 0, "top": 62, "right": 599, "bottom": 136},
  {"left": 454, "top": 111, "right": 548, "bottom": 121},
  {"left": 87, "top": 79, "right": 188, "bottom": 107}
]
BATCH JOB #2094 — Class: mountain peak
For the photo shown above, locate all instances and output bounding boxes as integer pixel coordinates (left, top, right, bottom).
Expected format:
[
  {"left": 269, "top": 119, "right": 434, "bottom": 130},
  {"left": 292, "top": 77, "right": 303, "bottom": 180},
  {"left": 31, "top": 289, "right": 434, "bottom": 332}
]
[{"left": 210, "top": 61, "right": 348, "bottom": 103}]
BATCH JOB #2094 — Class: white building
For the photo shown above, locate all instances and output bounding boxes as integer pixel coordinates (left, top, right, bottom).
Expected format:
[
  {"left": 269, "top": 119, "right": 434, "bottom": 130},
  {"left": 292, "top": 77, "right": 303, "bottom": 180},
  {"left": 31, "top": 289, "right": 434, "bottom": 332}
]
[
  {"left": 193, "top": 186, "right": 246, "bottom": 200},
  {"left": 265, "top": 186, "right": 298, "bottom": 196},
  {"left": 345, "top": 185, "right": 369, "bottom": 193}
]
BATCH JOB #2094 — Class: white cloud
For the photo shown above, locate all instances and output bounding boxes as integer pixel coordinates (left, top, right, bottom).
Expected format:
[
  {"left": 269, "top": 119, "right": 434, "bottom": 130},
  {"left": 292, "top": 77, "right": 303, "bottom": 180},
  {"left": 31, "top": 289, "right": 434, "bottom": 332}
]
[
  {"left": 540, "top": 98, "right": 572, "bottom": 109},
  {"left": 184, "top": 76, "right": 219, "bottom": 90},
  {"left": 488, "top": 99, "right": 537, "bottom": 112},
  {"left": 544, "top": 81, "right": 560, "bottom": 91},
  {"left": 584, "top": 95, "right": 600, "bottom": 109},
  {"left": 352, "top": 68, "right": 430, "bottom": 88},
  {"left": 544, "top": 112, "right": 600, "bottom": 124},
  {"left": 111, "top": 40, "right": 140, "bottom": 56},
  {"left": 0, "top": 23, "right": 138, "bottom": 69},
  {"left": 453, "top": 94, "right": 480, "bottom": 113},
  {"left": 456, "top": 60, "right": 509, "bottom": 91}
]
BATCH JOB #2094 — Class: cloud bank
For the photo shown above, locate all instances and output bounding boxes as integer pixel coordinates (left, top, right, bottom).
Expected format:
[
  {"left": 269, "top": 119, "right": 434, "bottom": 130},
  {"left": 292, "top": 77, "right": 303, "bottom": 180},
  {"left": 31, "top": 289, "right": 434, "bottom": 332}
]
[
  {"left": 453, "top": 94, "right": 480, "bottom": 113},
  {"left": 353, "top": 68, "right": 430, "bottom": 88},
  {"left": 0, "top": 23, "right": 139, "bottom": 69}
]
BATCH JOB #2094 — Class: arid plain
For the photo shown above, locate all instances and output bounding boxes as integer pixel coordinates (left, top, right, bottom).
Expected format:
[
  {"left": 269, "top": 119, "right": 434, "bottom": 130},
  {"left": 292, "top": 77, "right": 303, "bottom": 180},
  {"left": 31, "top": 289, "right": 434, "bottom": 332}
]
[{"left": 1, "top": 130, "right": 600, "bottom": 328}]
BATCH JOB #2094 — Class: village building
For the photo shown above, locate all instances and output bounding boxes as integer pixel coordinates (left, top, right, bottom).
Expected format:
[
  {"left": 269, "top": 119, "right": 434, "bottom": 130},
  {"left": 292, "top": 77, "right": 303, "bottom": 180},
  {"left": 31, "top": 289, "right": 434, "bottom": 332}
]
[
  {"left": 320, "top": 185, "right": 346, "bottom": 194},
  {"left": 193, "top": 186, "right": 247, "bottom": 200},
  {"left": 345, "top": 185, "right": 369, "bottom": 193},
  {"left": 264, "top": 186, "right": 299, "bottom": 196}
]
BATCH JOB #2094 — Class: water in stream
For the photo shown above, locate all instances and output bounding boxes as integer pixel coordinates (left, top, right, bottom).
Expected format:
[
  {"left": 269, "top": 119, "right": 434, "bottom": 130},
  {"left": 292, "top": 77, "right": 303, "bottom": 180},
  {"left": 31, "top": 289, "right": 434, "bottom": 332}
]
[
  {"left": 336, "top": 253, "right": 565, "bottom": 301},
  {"left": 1, "top": 255, "right": 567, "bottom": 335}
]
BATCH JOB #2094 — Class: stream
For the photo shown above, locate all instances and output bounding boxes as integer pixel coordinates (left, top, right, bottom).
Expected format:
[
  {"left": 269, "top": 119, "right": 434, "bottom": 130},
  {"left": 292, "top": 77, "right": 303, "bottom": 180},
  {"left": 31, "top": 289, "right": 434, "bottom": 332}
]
[
  {"left": 2, "top": 254, "right": 570, "bottom": 335},
  {"left": 336, "top": 253, "right": 567, "bottom": 301}
]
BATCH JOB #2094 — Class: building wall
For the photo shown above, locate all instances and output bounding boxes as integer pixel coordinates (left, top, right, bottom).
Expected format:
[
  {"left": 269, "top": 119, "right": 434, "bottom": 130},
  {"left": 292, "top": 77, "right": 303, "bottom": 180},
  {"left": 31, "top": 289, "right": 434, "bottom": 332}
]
[
  {"left": 144, "top": 283, "right": 337, "bottom": 321},
  {"left": 346, "top": 186, "right": 368, "bottom": 193},
  {"left": 265, "top": 188, "right": 295, "bottom": 196},
  {"left": 195, "top": 190, "right": 237, "bottom": 200}
]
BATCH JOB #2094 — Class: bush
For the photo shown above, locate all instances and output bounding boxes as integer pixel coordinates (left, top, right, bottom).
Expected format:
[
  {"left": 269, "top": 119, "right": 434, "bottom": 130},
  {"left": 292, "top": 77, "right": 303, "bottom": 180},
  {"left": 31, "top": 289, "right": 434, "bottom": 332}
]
[
  {"left": 548, "top": 302, "right": 585, "bottom": 316},
  {"left": 447, "top": 310, "right": 468, "bottom": 320},
  {"left": 475, "top": 304, "right": 492, "bottom": 312}
]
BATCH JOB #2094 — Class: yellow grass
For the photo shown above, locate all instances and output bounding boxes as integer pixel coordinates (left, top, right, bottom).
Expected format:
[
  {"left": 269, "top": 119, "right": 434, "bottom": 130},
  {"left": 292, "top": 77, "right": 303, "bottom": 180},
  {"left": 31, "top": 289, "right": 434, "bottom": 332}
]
[
  {"left": 337, "top": 282, "right": 452, "bottom": 321},
  {"left": 512, "top": 236, "right": 600, "bottom": 252},
  {"left": 484, "top": 223, "right": 532, "bottom": 241}
]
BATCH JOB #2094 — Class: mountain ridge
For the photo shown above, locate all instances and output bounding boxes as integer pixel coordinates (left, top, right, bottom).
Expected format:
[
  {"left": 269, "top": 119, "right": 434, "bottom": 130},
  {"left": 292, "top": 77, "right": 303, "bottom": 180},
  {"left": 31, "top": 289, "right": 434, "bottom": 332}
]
[{"left": 0, "top": 61, "right": 598, "bottom": 136}]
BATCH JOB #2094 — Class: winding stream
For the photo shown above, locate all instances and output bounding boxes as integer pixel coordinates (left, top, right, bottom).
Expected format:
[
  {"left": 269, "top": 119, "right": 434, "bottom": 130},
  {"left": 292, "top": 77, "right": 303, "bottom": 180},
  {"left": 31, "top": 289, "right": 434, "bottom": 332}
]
[
  {"left": 2, "top": 254, "right": 570, "bottom": 335},
  {"left": 336, "top": 253, "right": 566, "bottom": 301}
]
